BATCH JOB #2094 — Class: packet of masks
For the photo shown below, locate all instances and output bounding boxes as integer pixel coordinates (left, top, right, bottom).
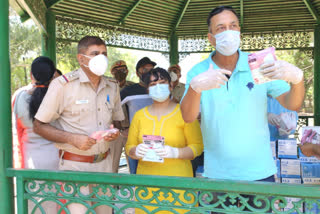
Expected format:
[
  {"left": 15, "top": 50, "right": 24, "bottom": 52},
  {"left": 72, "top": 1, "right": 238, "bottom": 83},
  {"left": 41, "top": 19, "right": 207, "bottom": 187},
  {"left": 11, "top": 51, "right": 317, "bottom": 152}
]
[
  {"left": 248, "top": 47, "right": 277, "bottom": 84},
  {"left": 90, "top": 128, "right": 119, "bottom": 144},
  {"left": 142, "top": 135, "right": 164, "bottom": 163},
  {"left": 279, "top": 112, "right": 297, "bottom": 131}
]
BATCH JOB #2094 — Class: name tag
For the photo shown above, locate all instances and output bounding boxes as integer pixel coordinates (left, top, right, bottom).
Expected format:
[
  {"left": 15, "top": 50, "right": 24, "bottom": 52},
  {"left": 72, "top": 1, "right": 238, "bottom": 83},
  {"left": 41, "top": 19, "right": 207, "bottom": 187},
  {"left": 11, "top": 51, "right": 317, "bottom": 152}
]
[{"left": 76, "top": 99, "right": 89, "bottom": 104}]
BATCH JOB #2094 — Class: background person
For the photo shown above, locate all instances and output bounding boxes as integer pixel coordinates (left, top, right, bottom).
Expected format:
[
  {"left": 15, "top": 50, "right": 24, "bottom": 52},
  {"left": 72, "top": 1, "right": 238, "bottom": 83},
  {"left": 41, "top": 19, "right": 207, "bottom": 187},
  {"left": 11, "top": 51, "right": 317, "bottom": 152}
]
[
  {"left": 109, "top": 60, "right": 134, "bottom": 172},
  {"left": 168, "top": 64, "right": 185, "bottom": 103},
  {"left": 120, "top": 57, "right": 156, "bottom": 174},
  {"left": 12, "top": 56, "right": 58, "bottom": 214},
  {"left": 125, "top": 67, "right": 203, "bottom": 213},
  {"left": 33, "top": 36, "right": 124, "bottom": 214}
]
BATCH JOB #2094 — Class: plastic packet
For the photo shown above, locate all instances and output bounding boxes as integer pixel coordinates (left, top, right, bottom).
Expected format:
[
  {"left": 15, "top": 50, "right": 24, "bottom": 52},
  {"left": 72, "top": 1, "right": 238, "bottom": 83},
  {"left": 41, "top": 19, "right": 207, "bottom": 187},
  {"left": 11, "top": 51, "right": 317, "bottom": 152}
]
[
  {"left": 142, "top": 135, "right": 164, "bottom": 163},
  {"left": 90, "top": 128, "right": 119, "bottom": 144},
  {"left": 248, "top": 47, "right": 277, "bottom": 84}
]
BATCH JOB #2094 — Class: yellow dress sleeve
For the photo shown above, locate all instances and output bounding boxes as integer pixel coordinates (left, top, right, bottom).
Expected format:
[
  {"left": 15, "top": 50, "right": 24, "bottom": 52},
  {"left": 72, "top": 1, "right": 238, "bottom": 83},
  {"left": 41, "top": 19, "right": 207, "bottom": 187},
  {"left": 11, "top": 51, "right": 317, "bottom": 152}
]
[
  {"left": 184, "top": 119, "right": 203, "bottom": 159},
  {"left": 125, "top": 111, "right": 141, "bottom": 156}
]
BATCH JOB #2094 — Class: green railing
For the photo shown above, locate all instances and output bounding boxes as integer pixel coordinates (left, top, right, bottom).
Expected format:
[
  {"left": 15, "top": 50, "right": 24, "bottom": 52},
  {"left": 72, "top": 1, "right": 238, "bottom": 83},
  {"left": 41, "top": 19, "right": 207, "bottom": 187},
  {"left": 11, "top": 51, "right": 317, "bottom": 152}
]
[{"left": 6, "top": 168, "right": 320, "bottom": 214}]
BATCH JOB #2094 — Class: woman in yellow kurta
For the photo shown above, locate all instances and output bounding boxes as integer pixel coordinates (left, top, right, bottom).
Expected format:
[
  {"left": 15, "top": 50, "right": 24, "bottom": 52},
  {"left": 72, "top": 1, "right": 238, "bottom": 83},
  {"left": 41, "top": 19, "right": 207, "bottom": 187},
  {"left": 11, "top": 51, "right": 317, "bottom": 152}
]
[{"left": 125, "top": 67, "right": 203, "bottom": 214}]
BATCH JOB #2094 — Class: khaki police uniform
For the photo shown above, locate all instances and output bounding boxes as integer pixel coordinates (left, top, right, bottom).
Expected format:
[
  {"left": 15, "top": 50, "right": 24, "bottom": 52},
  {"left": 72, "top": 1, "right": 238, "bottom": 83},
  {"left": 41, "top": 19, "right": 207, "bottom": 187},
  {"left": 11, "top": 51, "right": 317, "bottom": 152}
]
[
  {"left": 111, "top": 80, "right": 135, "bottom": 173},
  {"left": 172, "top": 82, "right": 186, "bottom": 103},
  {"left": 35, "top": 68, "right": 124, "bottom": 214}
]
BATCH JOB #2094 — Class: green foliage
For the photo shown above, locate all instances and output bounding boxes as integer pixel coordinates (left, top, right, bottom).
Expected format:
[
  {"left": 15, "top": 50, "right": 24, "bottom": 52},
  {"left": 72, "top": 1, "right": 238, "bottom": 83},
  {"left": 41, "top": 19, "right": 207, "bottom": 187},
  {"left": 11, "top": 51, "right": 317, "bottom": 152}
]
[
  {"left": 9, "top": 8, "right": 41, "bottom": 93},
  {"left": 276, "top": 50, "right": 314, "bottom": 113}
]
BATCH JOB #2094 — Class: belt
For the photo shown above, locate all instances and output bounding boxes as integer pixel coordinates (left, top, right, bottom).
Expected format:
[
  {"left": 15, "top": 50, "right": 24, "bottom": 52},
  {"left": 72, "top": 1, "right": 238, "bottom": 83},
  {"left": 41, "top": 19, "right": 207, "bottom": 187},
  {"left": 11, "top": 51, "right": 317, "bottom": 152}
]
[{"left": 59, "top": 150, "right": 109, "bottom": 163}]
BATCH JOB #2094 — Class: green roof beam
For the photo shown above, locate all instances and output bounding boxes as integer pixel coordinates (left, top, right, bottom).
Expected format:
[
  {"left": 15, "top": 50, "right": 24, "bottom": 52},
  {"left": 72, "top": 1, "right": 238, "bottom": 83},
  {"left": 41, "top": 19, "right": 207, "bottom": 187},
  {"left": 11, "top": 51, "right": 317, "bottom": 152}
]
[
  {"left": 302, "top": 0, "right": 320, "bottom": 24},
  {"left": 45, "top": 0, "right": 64, "bottom": 8},
  {"left": 240, "top": 0, "right": 244, "bottom": 28},
  {"left": 16, "top": 0, "right": 47, "bottom": 33},
  {"left": 173, "top": 0, "right": 191, "bottom": 32},
  {"left": 118, "top": 0, "right": 143, "bottom": 25}
]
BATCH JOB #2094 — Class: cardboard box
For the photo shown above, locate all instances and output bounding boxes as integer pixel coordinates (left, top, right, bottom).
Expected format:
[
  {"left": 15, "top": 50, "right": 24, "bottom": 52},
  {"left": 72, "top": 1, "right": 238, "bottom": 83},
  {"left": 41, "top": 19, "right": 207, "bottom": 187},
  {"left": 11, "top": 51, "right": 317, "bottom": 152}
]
[
  {"left": 278, "top": 139, "right": 298, "bottom": 159},
  {"left": 301, "top": 162, "right": 320, "bottom": 178},
  {"left": 280, "top": 159, "right": 301, "bottom": 178},
  {"left": 303, "top": 178, "right": 320, "bottom": 184},
  {"left": 298, "top": 148, "right": 320, "bottom": 163},
  {"left": 274, "top": 158, "right": 281, "bottom": 179},
  {"left": 281, "top": 178, "right": 302, "bottom": 184},
  {"left": 270, "top": 141, "right": 277, "bottom": 159}
]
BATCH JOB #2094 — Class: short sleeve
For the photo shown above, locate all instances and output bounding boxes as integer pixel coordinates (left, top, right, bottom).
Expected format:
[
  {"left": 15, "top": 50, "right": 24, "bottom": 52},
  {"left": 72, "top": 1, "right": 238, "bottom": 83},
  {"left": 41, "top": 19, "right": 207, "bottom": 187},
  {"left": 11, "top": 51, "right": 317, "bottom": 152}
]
[
  {"left": 266, "top": 80, "right": 290, "bottom": 98},
  {"left": 112, "top": 84, "right": 125, "bottom": 121},
  {"left": 34, "top": 79, "right": 63, "bottom": 123},
  {"left": 184, "top": 119, "right": 203, "bottom": 159}
]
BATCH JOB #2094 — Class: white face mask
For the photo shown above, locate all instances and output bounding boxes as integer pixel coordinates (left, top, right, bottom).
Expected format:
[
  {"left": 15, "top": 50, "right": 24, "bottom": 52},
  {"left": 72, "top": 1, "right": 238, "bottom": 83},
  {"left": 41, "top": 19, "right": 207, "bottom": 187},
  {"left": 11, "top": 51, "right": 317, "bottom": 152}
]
[
  {"left": 82, "top": 54, "right": 108, "bottom": 76},
  {"left": 169, "top": 72, "right": 178, "bottom": 82},
  {"left": 214, "top": 30, "right": 240, "bottom": 56}
]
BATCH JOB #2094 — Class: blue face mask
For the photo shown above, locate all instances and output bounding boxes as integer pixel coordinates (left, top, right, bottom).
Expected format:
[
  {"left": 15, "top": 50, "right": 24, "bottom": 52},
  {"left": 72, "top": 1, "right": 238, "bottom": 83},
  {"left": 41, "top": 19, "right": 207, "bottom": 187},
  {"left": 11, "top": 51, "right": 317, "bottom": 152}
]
[{"left": 148, "top": 84, "right": 170, "bottom": 102}]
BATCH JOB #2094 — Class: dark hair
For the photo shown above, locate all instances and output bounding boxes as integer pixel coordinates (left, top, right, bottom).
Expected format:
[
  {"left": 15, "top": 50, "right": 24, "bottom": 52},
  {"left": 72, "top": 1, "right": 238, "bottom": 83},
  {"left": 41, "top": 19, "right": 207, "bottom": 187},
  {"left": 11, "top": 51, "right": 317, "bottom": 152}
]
[
  {"left": 29, "top": 56, "right": 55, "bottom": 120},
  {"left": 56, "top": 69, "right": 62, "bottom": 76},
  {"left": 136, "top": 57, "right": 157, "bottom": 72},
  {"left": 77, "top": 36, "right": 106, "bottom": 54},
  {"left": 142, "top": 67, "right": 171, "bottom": 87},
  {"left": 207, "top": 6, "right": 239, "bottom": 32}
]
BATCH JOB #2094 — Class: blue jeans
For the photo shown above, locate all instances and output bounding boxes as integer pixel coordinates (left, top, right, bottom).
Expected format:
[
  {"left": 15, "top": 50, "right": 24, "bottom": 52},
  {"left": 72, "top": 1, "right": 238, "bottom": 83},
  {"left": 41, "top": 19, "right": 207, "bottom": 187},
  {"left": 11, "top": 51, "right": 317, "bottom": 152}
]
[{"left": 128, "top": 157, "right": 138, "bottom": 174}]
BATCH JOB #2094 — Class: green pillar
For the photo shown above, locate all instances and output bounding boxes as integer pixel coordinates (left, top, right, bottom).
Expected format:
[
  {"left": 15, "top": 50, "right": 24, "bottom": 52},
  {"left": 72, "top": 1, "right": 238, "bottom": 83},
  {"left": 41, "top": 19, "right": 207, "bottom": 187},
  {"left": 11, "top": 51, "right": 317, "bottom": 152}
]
[
  {"left": 41, "top": 10, "right": 56, "bottom": 64},
  {"left": 169, "top": 31, "right": 179, "bottom": 65},
  {"left": 314, "top": 25, "right": 320, "bottom": 125},
  {"left": 0, "top": 0, "right": 14, "bottom": 213}
]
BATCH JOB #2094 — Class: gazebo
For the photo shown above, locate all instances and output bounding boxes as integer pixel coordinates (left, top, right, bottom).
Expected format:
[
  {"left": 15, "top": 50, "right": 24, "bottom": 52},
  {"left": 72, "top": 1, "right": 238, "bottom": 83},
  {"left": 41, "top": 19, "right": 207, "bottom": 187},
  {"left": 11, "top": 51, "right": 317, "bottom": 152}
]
[{"left": 1, "top": 0, "right": 320, "bottom": 213}]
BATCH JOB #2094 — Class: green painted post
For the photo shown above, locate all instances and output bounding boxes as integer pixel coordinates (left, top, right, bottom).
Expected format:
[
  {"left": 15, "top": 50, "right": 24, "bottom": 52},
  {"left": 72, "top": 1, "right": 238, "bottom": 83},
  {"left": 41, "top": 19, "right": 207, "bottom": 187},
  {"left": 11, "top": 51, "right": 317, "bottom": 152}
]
[
  {"left": 0, "top": 0, "right": 14, "bottom": 213},
  {"left": 314, "top": 25, "right": 320, "bottom": 125},
  {"left": 41, "top": 10, "right": 56, "bottom": 64},
  {"left": 169, "top": 31, "right": 179, "bottom": 65}
]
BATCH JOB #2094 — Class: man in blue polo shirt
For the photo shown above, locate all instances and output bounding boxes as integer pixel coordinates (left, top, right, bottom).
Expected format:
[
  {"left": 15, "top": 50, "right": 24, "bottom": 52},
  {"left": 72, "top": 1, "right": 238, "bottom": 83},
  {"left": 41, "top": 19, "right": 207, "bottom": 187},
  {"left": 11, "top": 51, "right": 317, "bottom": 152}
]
[{"left": 181, "top": 6, "right": 305, "bottom": 182}]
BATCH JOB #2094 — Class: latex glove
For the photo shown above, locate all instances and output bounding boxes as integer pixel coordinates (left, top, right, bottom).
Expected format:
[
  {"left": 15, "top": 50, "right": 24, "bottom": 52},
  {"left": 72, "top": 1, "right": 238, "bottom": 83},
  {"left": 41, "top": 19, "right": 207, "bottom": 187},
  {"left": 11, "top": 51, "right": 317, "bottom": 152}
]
[
  {"left": 279, "top": 127, "right": 292, "bottom": 136},
  {"left": 267, "top": 113, "right": 281, "bottom": 127},
  {"left": 190, "top": 64, "right": 231, "bottom": 93},
  {"left": 154, "top": 145, "right": 179, "bottom": 159},
  {"left": 135, "top": 144, "right": 149, "bottom": 159},
  {"left": 260, "top": 60, "right": 303, "bottom": 84}
]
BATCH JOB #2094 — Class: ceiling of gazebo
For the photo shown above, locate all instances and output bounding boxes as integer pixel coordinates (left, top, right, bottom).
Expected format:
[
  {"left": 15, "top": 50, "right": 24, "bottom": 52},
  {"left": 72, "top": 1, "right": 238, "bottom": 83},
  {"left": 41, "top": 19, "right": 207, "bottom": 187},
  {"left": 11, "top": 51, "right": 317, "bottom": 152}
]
[{"left": 11, "top": 0, "right": 320, "bottom": 37}]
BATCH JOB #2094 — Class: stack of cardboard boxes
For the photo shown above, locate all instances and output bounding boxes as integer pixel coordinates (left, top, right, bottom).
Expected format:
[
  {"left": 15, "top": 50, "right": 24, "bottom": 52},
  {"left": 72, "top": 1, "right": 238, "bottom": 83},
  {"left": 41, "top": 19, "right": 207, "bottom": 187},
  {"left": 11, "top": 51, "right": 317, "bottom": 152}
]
[{"left": 272, "top": 126, "right": 320, "bottom": 213}]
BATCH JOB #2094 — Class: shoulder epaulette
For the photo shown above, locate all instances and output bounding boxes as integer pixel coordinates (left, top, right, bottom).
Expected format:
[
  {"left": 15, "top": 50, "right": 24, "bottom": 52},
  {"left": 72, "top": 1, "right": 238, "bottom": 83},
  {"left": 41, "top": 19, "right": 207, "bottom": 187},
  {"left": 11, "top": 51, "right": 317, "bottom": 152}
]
[
  {"left": 58, "top": 69, "right": 79, "bottom": 85},
  {"left": 105, "top": 76, "right": 118, "bottom": 84}
]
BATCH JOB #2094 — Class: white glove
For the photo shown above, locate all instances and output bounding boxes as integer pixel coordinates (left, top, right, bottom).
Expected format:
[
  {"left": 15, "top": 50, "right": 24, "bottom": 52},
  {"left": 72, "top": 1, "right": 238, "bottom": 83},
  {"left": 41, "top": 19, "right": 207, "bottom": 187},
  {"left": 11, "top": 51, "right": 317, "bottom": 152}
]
[
  {"left": 190, "top": 64, "right": 231, "bottom": 93},
  {"left": 260, "top": 60, "right": 303, "bottom": 84},
  {"left": 279, "top": 127, "right": 292, "bottom": 136},
  {"left": 135, "top": 144, "right": 149, "bottom": 159},
  {"left": 267, "top": 113, "right": 281, "bottom": 127},
  {"left": 154, "top": 145, "right": 179, "bottom": 159}
]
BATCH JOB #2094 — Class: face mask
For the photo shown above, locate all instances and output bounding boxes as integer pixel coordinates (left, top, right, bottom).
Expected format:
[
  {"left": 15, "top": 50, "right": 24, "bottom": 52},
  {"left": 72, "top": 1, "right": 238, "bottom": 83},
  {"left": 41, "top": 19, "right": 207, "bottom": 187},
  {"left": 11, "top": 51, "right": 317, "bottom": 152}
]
[
  {"left": 149, "top": 84, "right": 170, "bottom": 102},
  {"left": 82, "top": 54, "right": 108, "bottom": 76},
  {"left": 169, "top": 72, "right": 178, "bottom": 82},
  {"left": 214, "top": 30, "right": 240, "bottom": 56},
  {"left": 114, "top": 70, "right": 127, "bottom": 82}
]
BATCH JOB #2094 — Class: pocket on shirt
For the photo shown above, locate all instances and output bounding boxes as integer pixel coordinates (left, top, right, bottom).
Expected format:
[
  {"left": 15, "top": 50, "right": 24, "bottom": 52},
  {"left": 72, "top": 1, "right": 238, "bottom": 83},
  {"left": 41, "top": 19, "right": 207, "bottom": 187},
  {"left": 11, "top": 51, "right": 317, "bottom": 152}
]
[{"left": 72, "top": 103, "right": 94, "bottom": 126}]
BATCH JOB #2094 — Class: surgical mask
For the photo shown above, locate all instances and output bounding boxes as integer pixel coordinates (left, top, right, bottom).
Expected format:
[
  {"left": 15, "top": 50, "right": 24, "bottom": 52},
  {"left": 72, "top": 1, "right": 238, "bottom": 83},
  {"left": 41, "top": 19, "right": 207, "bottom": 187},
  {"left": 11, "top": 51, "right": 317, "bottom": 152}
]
[
  {"left": 169, "top": 72, "right": 178, "bottom": 82},
  {"left": 214, "top": 30, "right": 240, "bottom": 56},
  {"left": 149, "top": 84, "right": 170, "bottom": 102},
  {"left": 82, "top": 54, "right": 108, "bottom": 76}
]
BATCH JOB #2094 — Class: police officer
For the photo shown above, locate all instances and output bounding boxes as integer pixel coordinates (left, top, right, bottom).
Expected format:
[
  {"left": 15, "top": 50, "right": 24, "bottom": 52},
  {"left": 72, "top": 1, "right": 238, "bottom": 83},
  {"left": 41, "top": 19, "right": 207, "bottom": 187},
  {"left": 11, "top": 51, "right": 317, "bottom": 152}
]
[
  {"left": 33, "top": 36, "right": 124, "bottom": 214},
  {"left": 109, "top": 60, "right": 134, "bottom": 173}
]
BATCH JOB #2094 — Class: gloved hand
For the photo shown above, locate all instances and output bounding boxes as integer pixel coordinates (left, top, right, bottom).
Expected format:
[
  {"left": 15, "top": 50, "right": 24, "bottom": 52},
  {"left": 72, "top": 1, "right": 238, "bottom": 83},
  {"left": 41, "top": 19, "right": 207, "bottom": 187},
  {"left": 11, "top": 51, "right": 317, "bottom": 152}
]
[
  {"left": 190, "top": 64, "right": 231, "bottom": 93},
  {"left": 260, "top": 60, "right": 303, "bottom": 84},
  {"left": 135, "top": 144, "right": 149, "bottom": 159},
  {"left": 154, "top": 145, "right": 179, "bottom": 159},
  {"left": 267, "top": 113, "right": 281, "bottom": 127},
  {"left": 279, "top": 127, "right": 292, "bottom": 136}
]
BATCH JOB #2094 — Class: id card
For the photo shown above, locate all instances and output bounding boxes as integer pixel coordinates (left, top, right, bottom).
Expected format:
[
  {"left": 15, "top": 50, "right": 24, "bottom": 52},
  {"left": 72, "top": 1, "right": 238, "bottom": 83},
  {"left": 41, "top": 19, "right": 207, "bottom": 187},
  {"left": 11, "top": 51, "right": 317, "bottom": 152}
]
[{"left": 142, "top": 135, "right": 164, "bottom": 163}]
